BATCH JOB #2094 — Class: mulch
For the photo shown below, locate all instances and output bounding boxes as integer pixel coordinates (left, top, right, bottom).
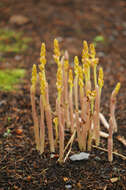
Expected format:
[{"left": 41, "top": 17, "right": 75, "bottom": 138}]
[{"left": 0, "top": 0, "right": 126, "bottom": 189}]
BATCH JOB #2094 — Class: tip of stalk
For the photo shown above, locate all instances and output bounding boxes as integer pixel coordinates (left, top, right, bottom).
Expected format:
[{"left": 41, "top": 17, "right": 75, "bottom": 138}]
[{"left": 114, "top": 82, "right": 121, "bottom": 95}]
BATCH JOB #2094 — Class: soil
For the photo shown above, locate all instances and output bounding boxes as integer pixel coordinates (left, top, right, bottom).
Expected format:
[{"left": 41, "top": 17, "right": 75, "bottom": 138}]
[{"left": 0, "top": 0, "right": 126, "bottom": 189}]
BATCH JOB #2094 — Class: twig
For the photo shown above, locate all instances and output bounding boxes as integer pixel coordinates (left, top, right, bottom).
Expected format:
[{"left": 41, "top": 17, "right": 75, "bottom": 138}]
[
  {"left": 99, "top": 113, "right": 109, "bottom": 130},
  {"left": 116, "top": 135, "right": 126, "bottom": 146},
  {"left": 92, "top": 145, "right": 126, "bottom": 160},
  {"left": 64, "top": 130, "right": 76, "bottom": 162},
  {"left": 64, "top": 129, "right": 76, "bottom": 153}
]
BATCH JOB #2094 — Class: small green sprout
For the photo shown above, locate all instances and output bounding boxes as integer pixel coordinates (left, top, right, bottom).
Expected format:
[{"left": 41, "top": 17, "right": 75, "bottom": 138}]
[
  {"left": 3, "top": 129, "right": 11, "bottom": 137},
  {"left": 7, "top": 117, "right": 11, "bottom": 123},
  {"left": 93, "top": 35, "right": 105, "bottom": 47}
]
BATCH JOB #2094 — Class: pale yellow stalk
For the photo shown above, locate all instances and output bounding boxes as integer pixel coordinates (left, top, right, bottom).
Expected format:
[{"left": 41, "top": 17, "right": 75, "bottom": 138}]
[
  {"left": 87, "top": 117, "right": 93, "bottom": 151},
  {"left": 90, "top": 43, "right": 99, "bottom": 88},
  {"left": 78, "top": 66, "right": 87, "bottom": 150},
  {"left": 57, "top": 98, "right": 64, "bottom": 163},
  {"left": 31, "top": 64, "right": 40, "bottom": 151},
  {"left": 53, "top": 117, "right": 59, "bottom": 146},
  {"left": 86, "top": 90, "right": 95, "bottom": 151},
  {"left": 39, "top": 95, "right": 45, "bottom": 154},
  {"left": 93, "top": 85, "right": 100, "bottom": 146},
  {"left": 30, "top": 86, "right": 40, "bottom": 151},
  {"left": 110, "top": 83, "right": 121, "bottom": 133},
  {"left": 45, "top": 83, "right": 55, "bottom": 152},
  {"left": 74, "top": 56, "right": 81, "bottom": 149},
  {"left": 85, "top": 81, "right": 91, "bottom": 132},
  {"left": 64, "top": 53, "right": 70, "bottom": 129},
  {"left": 56, "top": 65, "right": 64, "bottom": 163},
  {"left": 108, "top": 117, "right": 113, "bottom": 162},
  {"left": 98, "top": 67, "right": 104, "bottom": 96},
  {"left": 68, "top": 69, "right": 74, "bottom": 133}
]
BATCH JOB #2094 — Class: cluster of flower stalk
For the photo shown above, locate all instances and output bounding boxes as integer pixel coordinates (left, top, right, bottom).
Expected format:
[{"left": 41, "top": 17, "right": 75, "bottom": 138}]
[{"left": 30, "top": 39, "right": 120, "bottom": 163}]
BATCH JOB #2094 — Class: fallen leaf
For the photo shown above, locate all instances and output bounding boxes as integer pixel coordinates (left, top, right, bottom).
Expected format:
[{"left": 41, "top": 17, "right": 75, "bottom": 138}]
[
  {"left": 16, "top": 128, "right": 23, "bottom": 135},
  {"left": 110, "top": 177, "right": 119, "bottom": 183}
]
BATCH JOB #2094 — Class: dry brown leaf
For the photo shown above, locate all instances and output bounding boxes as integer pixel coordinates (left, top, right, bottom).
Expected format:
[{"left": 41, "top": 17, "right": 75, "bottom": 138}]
[{"left": 9, "top": 15, "right": 30, "bottom": 25}]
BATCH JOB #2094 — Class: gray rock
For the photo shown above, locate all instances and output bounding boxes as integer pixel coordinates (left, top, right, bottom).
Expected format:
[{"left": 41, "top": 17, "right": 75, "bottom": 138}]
[{"left": 70, "top": 152, "right": 90, "bottom": 161}]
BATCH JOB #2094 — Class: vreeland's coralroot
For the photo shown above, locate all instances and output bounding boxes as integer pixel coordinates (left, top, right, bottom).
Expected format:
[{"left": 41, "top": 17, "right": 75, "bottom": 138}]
[{"left": 31, "top": 39, "right": 121, "bottom": 163}]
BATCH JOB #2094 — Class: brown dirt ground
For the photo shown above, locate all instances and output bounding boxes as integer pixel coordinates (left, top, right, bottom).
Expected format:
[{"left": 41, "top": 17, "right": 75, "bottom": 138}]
[{"left": 0, "top": 0, "right": 126, "bottom": 189}]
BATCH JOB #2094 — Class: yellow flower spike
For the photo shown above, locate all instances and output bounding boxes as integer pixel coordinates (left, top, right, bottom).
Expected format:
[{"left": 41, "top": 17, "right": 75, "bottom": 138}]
[
  {"left": 87, "top": 90, "right": 96, "bottom": 114},
  {"left": 31, "top": 64, "right": 37, "bottom": 88},
  {"left": 86, "top": 89, "right": 91, "bottom": 97},
  {"left": 78, "top": 66, "right": 83, "bottom": 81},
  {"left": 87, "top": 90, "right": 96, "bottom": 98},
  {"left": 53, "top": 117, "right": 59, "bottom": 143},
  {"left": 91, "top": 90, "right": 96, "bottom": 98},
  {"left": 83, "top": 60, "right": 90, "bottom": 82},
  {"left": 74, "top": 56, "right": 79, "bottom": 66},
  {"left": 90, "top": 43, "right": 96, "bottom": 59},
  {"left": 82, "top": 41, "right": 89, "bottom": 62},
  {"left": 81, "top": 41, "right": 91, "bottom": 82},
  {"left": 39, "top": 63, "right": 45, "bottom": 72},
  {"left": 98, "top": 67, "right": 104, "bottom": 90},
  {"left": 40, "top": 43, "right": 46, "bottom": 57},
  {"left": 39, "top": 71, "right": 42, "bottom": 81},
  {"left": 83, "top": 41, "right": 89, "bottom": 55},
  {"left": 89, "top": 43, "right": 98, "bottom": 88},
  {"left": 54, "top": 38, "right": 61, "bottom": 58},
  {"left": 78, "top": 66, "right": 84, "bottom": 89},
  {"left": 40, "top": 57, "right": 46, "bottom": 67},
  {"left": 83, "top": 63, "right": 88, "bottom": 83},
  {"left": 114, "top": 82, "right": 121, "bottom": 95},
  {"left": 64, "top": 59, "right": 69, "bottom": 71},
  {"left": 40, "top": 43, "right": 46, "bottom": 67},
  {"left": 53, "top": 117, "right": 58, "bottom": 126},
  {"left": 74, "top": 56, "right": 79, "bottom": 76},
  {"left": 93, "top": 58, "right": 99, "bottom": 65},
  {"left": 68, "top": 69, "right": 73, "bottom": 89},
  {"left": 92, "top": 58, "right": 99, "bottom": 88},
  {"left": 39, "top": 72, "right": 46, "bottom": 96},
  {"left": 56, "top": 66, "right": 63, "bottom": 100}
]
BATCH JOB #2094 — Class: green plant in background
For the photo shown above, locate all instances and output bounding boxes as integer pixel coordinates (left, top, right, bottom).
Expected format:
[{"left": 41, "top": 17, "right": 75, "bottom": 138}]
[
  {"left": 0, "top": 69, "right": 25, "bottom": 91},
  {"left": 0, "top": 28, "right": 31, "bottom": 56},
  {"left": 93, "top": 35, "right": 105, "bottom": 47},
  {"left": 7, "top": 117, "right": 11, "bottom": 123},
  {"left": 3, "top": 129, "right": 11, "bottom": 137}
]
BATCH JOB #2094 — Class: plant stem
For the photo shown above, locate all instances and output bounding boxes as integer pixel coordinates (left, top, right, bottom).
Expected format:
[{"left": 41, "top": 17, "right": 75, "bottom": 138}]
[
  {"left": 39, "top": 95, "right": 45, "bottom": 154},
  {"left": 45, "top": 84, "right": 55, "bottom": 152},
  {"left": 30, "top": 86, "right": 40, "bottom": 151},
  {"left": 57, "top": 98, "right": 64, "bottom": 164},
  {"left": 108, "top": 117, "right": 113, "bottom": 162}
]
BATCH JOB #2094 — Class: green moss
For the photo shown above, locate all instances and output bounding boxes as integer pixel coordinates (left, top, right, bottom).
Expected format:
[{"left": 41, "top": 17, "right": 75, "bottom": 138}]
[
  {"left": 0, "top": 28, "right": 32, "bottom": 54},
  {"left": 0, "top": 69, "right": 25, "bottom": 91}
]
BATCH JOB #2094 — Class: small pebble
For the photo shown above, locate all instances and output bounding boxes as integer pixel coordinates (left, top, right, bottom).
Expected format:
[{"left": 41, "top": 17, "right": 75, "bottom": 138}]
[
  {"left": 65, "top": 184, "right": 72, "bottom": 189},
  {"left": 70, "top": 152, "right": 90, "bottom": 161},
  {"left": 15, "top": 55, "right": 22, "bottom": 61},
  {"left": 97, "top": 52, "right": 105, "bottom": 57},
  {"left": 94, "top": 156, "right": 101, "bottom": 161}
]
